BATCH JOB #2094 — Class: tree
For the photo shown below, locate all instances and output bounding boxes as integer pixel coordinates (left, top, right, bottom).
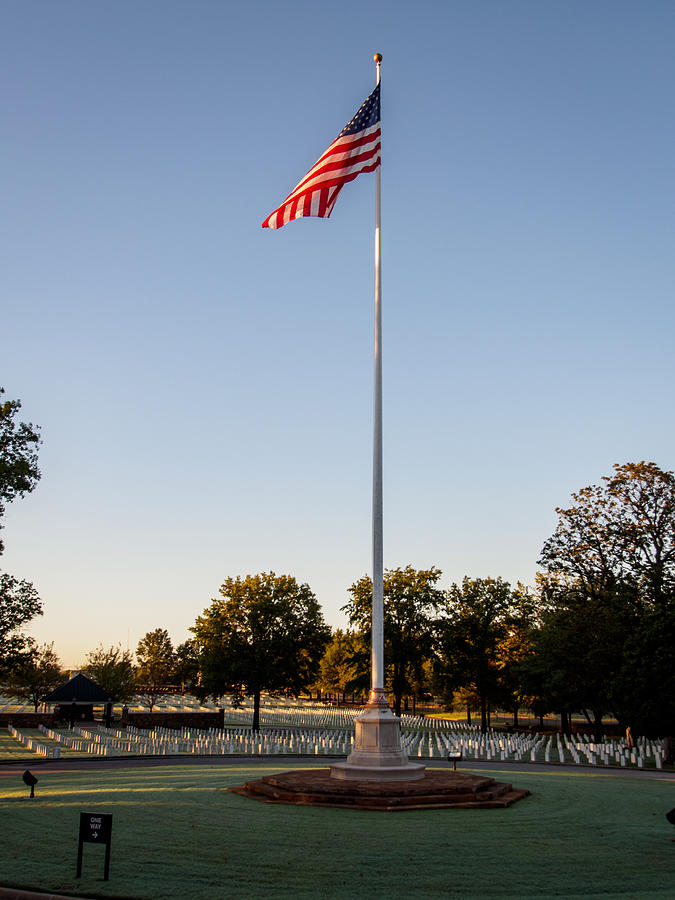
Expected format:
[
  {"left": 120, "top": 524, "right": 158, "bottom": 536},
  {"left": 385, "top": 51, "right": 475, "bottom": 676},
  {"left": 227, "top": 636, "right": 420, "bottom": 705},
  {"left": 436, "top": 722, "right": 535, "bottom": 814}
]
[
  {"left": 83, "top": 644, "right": 136, "bottom": 703},
  {"left": 608, "top": 462, "right": 675, "bottom": 606},
  {"left": 539, "top": 461, "right": 675, "bottom": 608},
  {"left": 174, "top": 639, "right": 200, "bottom": 693},
  {"left": 612, "top": 604, "right": 675, "bottom": 736},
  {"left": 4, "top": 642, "right": 63, "bottom": 711},
  {"left": 0, "top": 387, "right": 41, "bottom": 555},
  {"left": 494, "top": 587, "right": 539, "bottom": 728},
  {"left": 452, "top": 686, "right": 481, "bottom": 726},
  {"left": 437, "top": 577, "right": 527, "bottom": 733},
  {"left": 135, "top": 629, "right": 175, "bottom": 711},
  {"left": 538, "top": 462, "right": 675, "bottom": 736},
  {"left": 317, "top": 629, "right": 364, "bottom": 702},
  {"left": 343, "top": 566, "right": 443, "bottom": 717},
  {"left": 519, "top": 580, "right": 629, "bottom": 737},
  {"left": 192, "top": 572, "right": 330, "bottom": 731},
  {"left": 0, "top": 572, "right": 42, "bottom": 675},
  {"left": 0, "top": 388, "right": 42, "bottom": 673}
]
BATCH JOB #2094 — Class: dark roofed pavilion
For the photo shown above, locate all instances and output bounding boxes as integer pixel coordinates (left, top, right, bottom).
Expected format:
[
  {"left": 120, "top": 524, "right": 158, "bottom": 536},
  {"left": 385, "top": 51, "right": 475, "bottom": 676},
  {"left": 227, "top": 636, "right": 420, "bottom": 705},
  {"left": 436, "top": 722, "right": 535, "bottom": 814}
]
[
  {"left": 44, "top": 672, "right": 113, "bottom": 704},
  {"left": 43, "top": 672, "right": 114, "bottom": 724}
]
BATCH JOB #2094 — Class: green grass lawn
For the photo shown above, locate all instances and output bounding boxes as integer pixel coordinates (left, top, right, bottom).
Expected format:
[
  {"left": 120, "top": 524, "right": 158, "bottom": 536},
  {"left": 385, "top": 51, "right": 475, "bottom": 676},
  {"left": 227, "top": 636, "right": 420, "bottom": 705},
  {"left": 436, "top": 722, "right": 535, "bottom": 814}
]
[{"left": 1, "top": 761, "right": 674, "bottom": 899}]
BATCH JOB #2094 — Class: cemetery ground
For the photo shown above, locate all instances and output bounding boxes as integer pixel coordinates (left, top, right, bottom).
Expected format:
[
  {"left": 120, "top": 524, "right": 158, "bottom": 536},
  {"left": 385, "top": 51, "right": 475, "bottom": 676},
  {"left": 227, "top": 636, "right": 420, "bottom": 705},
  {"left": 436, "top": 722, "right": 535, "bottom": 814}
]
[{"left": 1, "top": 757, "right": 675, "bottom": 899}]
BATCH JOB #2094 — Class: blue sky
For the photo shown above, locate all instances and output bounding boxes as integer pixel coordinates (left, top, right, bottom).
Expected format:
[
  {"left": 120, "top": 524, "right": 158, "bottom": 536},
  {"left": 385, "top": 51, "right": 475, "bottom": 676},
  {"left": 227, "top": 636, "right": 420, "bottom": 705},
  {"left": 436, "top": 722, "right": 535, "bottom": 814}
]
[{"left": 2, "top": 1, "right": 674, "bottom": 667}]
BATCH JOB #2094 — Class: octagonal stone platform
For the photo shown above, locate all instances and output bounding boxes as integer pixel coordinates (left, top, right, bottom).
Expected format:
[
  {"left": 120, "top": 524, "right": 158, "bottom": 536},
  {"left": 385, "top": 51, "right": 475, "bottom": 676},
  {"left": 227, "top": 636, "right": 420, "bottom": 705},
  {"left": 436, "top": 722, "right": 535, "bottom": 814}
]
[{"left": 228, "top": 768, "right": 530, "bottom": 811}]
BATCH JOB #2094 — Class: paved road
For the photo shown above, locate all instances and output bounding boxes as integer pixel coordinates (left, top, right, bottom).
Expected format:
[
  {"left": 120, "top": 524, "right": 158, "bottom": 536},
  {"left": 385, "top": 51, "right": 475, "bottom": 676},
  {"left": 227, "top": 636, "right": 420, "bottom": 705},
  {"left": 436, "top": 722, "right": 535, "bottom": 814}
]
[{"left": 0, "top": 889, "right": 82, "bottom": 900}]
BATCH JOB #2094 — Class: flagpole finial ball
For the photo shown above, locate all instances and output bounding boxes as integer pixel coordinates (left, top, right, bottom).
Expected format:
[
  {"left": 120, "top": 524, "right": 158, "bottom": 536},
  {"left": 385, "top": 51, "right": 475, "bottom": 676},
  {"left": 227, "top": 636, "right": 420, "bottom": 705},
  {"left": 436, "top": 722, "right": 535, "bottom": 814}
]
[{"left": 374, "top": 53, "right": 383, "bottom": 64}]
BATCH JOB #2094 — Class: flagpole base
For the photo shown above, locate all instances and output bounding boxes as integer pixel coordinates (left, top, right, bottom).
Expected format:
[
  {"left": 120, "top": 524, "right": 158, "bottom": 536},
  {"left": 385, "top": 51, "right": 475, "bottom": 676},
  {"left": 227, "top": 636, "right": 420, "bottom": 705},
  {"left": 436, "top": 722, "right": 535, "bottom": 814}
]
[{"left": 330, "top": 703, "right": 425, "bottom": 782}]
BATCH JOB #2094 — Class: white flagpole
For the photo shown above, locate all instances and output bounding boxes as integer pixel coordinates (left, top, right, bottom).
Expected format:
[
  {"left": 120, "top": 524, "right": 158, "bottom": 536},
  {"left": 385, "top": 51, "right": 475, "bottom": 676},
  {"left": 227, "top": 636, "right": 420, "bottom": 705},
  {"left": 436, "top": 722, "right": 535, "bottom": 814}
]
[
  {"left": 331, "top": 56, "right": 424, "bottom": 778},
  {"left": 370, "top": 52, "right": 386, "bottom": 707}
]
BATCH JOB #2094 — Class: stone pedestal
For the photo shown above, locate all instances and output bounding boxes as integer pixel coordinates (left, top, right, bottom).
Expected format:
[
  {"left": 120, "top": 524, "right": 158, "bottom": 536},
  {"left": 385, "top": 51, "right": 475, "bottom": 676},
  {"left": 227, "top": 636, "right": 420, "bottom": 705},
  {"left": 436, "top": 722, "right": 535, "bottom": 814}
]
[{"left": 330, "top": 702, "right": 425, "bottom": 782}]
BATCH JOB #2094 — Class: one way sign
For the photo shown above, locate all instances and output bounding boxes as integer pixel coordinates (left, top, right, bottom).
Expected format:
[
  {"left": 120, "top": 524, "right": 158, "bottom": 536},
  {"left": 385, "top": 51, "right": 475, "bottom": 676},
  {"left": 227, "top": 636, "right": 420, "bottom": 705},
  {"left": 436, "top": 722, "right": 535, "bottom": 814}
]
[{"left": 77, "top": 812, "right": 113, "bottom": 879}]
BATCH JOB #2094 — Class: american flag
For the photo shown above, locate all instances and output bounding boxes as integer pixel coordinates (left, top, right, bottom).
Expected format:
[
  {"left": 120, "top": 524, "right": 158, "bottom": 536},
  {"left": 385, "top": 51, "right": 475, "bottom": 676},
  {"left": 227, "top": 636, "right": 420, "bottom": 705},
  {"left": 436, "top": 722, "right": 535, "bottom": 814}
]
[{"left": 262, "top": 84, "right": 381, "bottom": 229}]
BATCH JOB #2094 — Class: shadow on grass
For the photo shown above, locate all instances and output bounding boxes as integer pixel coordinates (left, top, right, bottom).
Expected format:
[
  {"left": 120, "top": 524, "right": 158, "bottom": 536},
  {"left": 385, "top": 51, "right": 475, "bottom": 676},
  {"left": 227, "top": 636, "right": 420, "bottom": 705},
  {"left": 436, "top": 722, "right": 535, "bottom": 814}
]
[{"left": 1, "top": 762, "right": 674, "bottom": 898}]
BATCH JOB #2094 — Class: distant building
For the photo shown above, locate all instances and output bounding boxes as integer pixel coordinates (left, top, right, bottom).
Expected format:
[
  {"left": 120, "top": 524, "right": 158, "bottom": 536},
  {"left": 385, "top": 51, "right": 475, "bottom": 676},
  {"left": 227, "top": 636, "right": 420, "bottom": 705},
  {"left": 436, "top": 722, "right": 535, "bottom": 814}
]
[{"left": 43, "top": 672, "right": 114, "bottom": 724}]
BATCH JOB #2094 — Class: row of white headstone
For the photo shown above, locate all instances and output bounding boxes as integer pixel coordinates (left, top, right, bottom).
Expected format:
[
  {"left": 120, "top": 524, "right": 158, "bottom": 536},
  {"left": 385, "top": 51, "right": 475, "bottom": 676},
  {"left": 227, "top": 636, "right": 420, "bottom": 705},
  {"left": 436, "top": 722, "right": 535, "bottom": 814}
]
[
  {"left": 538, "top": 732, "right": 663, "bottom": 769},
  {"left": 9, "top": 724, "right": 61, "bottom": 758},
  {"left": 6, "top": 712, "right": 666, "bottom": 769},
  {"left": 215, "top": 704, "right": 665, "bottom": 768},
  {"left": 6, "top": 720, "right": 663, "bottom": 769},
  {"left": 36, "top": 724, "right": 115, "bottom": 755},
  {"left": 218, "top": 702, "right": 477, "bottom": 733},
  {"left": 93, "top": 723, "right": 356, "bottom": 757}
]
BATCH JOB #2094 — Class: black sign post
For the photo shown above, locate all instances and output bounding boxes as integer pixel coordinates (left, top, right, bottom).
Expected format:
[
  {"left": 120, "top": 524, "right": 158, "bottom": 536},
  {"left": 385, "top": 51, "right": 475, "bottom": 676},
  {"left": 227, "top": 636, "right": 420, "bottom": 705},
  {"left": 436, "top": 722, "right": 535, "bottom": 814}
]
[{"left": 76, "top": 812, "right": 113, "bottom": 881}]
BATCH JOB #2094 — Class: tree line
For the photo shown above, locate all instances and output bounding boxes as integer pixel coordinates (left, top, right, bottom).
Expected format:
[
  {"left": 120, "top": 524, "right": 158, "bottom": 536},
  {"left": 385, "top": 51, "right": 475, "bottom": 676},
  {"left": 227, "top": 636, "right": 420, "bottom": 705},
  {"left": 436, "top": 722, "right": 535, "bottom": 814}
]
[
  {"left": 56, "top": 461, "right": 675, "bottom": 740},
  {"left": 185, "top": 461, "right": 675, "bottom": 739},
  {"left": 1, "top": 388, "right": 673, "bottom": 740}
]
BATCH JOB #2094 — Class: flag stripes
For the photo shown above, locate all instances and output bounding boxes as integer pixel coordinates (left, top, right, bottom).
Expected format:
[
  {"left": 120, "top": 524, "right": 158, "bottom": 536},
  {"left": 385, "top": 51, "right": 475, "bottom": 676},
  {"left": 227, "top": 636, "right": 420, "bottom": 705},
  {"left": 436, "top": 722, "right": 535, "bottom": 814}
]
[{"left": 262, "top": 85, "right": 380, "bottom": 229}]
